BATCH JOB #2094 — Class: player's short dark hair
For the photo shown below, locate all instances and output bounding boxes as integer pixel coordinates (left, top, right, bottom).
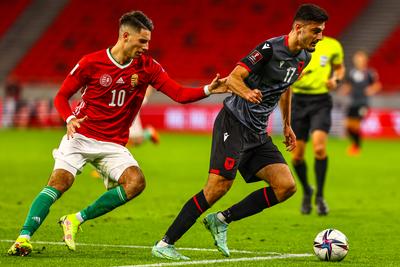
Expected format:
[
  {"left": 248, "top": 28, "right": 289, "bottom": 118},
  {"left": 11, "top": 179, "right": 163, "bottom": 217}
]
[
  {"left": 293, "top": 4, "right": 328, "bottom": 23},
  {"left": 120, "top": 11, "right": 154, "bottom": 32}
]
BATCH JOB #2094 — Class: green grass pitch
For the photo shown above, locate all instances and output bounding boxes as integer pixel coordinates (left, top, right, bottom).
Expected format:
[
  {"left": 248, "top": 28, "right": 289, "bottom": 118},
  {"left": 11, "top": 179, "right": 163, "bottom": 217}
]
[{"left": 0, "top": 129, "right": 399, "bottom": 266}]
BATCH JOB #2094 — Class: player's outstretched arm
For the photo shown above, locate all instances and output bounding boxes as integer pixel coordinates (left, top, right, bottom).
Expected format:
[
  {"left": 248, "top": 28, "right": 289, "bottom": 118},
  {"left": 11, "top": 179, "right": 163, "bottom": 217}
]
[
  {"left": 157, "top": 75, "right": 228, "bottom": 104},
  {"left": 226, "top": 65, "right": 262, "bottom": 104},
  {"left": 207, "top": 73, "right": 229, "bottom": 94},
  {"left": 279, "top": 87, "right": 296, "bottom": 151}
]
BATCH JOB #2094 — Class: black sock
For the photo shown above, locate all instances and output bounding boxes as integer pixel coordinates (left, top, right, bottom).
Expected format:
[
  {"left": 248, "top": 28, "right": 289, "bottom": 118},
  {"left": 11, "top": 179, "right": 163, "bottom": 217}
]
[
  {"left": 315, "top": 157, "right": 328, "bottom": 197},
  {"left": 221, "top": 187, "right": 279, "bottom": 223},
  {"left": 162, "top": 190, "right": 210, "bottom": 244},
  {"left": 347, "top": 129, "right": 361, "bottom": 148},
  {"left": 292, "top": 160, "right": 312, "bottom": 195}
]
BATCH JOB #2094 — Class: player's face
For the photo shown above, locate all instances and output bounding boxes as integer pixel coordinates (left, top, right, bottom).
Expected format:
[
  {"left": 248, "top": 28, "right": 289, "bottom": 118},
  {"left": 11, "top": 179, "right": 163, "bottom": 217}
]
[
  {"left": 353, "top": 51, "right": 368, "bottom": 69},
  {"left": 297, "top": 22, "right": 325, "bottom": 52},
  {"left": 123, "top": 28, "right": 151, "bottom": 58}
]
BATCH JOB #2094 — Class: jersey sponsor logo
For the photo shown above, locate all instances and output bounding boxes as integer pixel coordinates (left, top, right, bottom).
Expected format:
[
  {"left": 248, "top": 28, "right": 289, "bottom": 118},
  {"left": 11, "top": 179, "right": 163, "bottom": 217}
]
[
  {"left": 99, "top": 74, "right": 112, "bottom": 87},
  {"left": 262, "top": 43, "right": 271, "bottom": 50},
  {"left": 224, "top": 157, "right": 235, "bottom": 170},
  {"left": 116, "top": 77, "right": 125, "bottom": 84},
  {"left": 131, "top": 74, "right": 139, "bottom": 88},
  {"left": 223, "top": 132, "right": 229, "bottom": 142},
  {"left": 248, "top": 50, "right": 263, "bottom": 65}
]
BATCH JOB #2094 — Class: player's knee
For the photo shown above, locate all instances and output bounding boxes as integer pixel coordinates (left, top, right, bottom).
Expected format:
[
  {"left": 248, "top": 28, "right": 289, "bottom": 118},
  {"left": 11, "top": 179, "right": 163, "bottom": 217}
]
[
  {"left": 314, "top": 146, "right": 326, "bottom": 159},
  {"left": 48, "top": 169, "right": 75, "bottom": 193},
  {"left": 204, "top": 178, "right": 233, "bottom": 205},
  {"left": 275, "top": 176, "right": 297, "bottom": 202},
  {"left": 121, "top": 168, "right": 146, "bottom": 200},
  {"left": 292, "top": 158, "right": 304, "bottom": 166}
]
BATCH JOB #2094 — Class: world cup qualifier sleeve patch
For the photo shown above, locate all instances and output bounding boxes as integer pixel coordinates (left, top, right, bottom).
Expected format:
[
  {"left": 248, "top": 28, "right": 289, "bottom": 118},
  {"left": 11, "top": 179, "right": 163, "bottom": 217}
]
[
  {"left": 248, "top": 50, "right": 263, "bottom": 65},
  {"left": 239, "top": 41, "right": 273, "bottom": 73}
]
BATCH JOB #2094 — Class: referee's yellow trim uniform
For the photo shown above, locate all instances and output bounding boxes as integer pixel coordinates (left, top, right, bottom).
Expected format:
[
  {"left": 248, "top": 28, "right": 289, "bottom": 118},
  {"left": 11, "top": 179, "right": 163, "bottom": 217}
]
[{"left": 292, "top": 36, "right": 344, "bottom": 95}]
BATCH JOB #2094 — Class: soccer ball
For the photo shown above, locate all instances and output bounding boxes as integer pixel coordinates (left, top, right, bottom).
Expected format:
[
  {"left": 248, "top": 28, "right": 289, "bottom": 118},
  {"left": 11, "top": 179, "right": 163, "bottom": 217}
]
[{"left": 313, "top": 229, "right": 349, "bottom": 261}]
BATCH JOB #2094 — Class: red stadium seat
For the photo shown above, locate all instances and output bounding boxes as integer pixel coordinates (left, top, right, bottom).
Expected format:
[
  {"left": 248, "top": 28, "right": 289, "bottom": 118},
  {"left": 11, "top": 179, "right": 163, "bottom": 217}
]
[
  {"left": 0, "top": 0, "right": 31, "bottom": 38},
  {"left": 10, "top": 0, "right": 370, "bottom": 84},
  {"left": 370, "top": 26, "right": 400, "bottom": 91}
]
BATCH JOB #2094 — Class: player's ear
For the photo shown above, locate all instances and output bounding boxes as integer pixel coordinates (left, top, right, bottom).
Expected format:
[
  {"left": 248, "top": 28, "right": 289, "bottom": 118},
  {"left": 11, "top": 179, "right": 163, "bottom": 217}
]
[
  {"left": 122, "top": 31, "right": 130, "bottom": 40},
  {"left": 293, "top": 22, "right": 303, "bottom": 33}
]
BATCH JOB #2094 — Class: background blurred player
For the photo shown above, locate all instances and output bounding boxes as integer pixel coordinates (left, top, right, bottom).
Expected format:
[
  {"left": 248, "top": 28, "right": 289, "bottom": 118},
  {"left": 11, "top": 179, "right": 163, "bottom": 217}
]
[
  {"left": 7, "top": 10, "right": 227, "bottom": 256},
  {"left": 127, "top": 87, "right": 159, "bottom": 146},
  {"left": 290, "top": 36, "right": 345, "bottom": 216},
  {"left": 152, "top": 4, "right": 328, "bottom": 260},
  {"left": 342, "top": 50, "right": 381, "bottom": 155}
]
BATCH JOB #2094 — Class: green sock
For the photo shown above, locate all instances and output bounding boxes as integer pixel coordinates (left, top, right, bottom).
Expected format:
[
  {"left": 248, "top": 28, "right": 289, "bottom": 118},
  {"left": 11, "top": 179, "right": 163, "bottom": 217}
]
[
  {"left": 80, "top": 185, "right": 127, "bottom": 221},
  {"left": 20, "top": 186, "right": 61, "bottom": 236},
  {"left": 143, "top": 130, "right": 151, "bottom": 140}
]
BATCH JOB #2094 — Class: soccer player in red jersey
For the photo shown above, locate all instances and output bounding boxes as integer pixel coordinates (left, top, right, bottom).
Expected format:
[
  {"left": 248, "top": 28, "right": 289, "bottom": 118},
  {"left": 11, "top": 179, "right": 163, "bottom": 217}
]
[{"left": 8, "top": 11, "right": 227, "bottom": 256}]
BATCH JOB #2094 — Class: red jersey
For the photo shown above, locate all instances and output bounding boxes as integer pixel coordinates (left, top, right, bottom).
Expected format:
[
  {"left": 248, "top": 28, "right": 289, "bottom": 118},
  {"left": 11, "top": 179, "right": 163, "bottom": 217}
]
[{"left": 55, "top": 49, "right": 208, "bottom": 146}]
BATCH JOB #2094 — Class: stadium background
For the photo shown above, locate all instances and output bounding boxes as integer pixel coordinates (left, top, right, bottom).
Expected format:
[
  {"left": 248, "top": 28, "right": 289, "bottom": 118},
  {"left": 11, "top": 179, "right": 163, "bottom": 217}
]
[{"left": 0, "top": 0, "right": 399, "bottom": 137}]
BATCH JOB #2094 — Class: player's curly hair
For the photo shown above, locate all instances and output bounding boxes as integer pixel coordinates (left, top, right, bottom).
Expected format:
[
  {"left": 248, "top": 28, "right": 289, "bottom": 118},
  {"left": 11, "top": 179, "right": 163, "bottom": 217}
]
[
  {"left": 293, "top": 4, "right": 328, "bottom": 23},
  {"left": 120, "top": 11, "right": 154, "bottom": 32}
]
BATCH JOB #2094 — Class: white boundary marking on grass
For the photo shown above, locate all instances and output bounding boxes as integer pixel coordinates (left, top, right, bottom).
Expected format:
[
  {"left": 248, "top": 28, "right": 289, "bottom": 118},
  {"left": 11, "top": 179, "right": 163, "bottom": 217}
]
[
  {"left": 114, "top": 254, "right": 313, "bottom": 267},
  {"left": 0, "top": 239, "right": 279, "bottom": 255}
]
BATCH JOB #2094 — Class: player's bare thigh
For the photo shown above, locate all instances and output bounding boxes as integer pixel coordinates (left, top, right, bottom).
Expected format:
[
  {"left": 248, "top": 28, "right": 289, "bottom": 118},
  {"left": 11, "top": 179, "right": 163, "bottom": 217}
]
[
  {"left": 292, "top": 139, "right": 307, "bottom": 161},
  {"left": 203, "top": 173, "right": 234, "bottom": 205},
  {"left": 255, "top": 163, "right": 296, "bottom": 202},
  {"left": 118, "top": 166, "right": 146, "bottom": 200},
  {"left": 47, "top": 169, "right": 75, "bottom": 193}
]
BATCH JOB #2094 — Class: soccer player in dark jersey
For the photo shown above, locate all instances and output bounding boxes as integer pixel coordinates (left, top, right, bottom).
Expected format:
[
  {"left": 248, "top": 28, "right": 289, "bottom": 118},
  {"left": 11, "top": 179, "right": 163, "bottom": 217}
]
[
  {"left": 290, "top": 36, "right": 345, "bottom": 216},
  {"left": 343, "top": 50, "right": 381, "bottom": 155},
  {"left": 8, "top": 11, "right": 228, "bottom": 256},
  {"left": 152, "top": 4, "right": 328, "bottom": 260}
]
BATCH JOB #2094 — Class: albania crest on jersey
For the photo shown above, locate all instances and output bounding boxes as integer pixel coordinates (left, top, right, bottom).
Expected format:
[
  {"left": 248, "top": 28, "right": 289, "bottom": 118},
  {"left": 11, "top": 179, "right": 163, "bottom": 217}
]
[
  {"left": 131, "top": 74, "right": 139, "bottom": 88},
  {"left": 224, "top": 157, "right": 235, "bottom": 170},
  {"left": 99, "top": 74, "right": 112, "bottom": 87}
]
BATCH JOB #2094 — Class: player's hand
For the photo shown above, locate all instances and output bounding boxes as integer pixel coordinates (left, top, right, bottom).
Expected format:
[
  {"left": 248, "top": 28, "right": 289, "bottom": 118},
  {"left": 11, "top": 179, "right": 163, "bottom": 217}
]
[
  {"left": 243, "top": 88, "right": 262, "bottom": 104},
  {"left": 326, "top": 78, "right": 338, "bottom": 90},
  {"left": 67, "top": 116, "right": 88, "bottom": 139},
  {"left": 283, "top": 125, "right": 296, "bottom": 151},
  {"left": 208, "top": 73, "right": 229, "bottom": 94}
]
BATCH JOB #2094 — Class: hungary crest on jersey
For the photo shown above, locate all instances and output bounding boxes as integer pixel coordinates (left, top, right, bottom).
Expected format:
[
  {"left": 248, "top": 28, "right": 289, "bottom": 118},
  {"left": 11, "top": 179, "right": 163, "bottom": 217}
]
[{"left": 131, "top": 74, "right": 139, "bottom": 88}]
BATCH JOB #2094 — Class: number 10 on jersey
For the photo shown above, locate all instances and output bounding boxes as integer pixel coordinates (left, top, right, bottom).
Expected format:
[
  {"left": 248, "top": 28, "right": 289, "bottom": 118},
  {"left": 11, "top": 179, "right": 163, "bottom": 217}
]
[{"left": 109, "top": 89, "right": 126, "bottom": 107}]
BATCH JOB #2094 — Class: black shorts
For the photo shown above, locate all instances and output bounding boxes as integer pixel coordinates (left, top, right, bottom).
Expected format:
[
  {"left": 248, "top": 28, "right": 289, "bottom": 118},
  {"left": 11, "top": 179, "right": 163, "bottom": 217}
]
[
  {"left": 209, "top": 108, "right": 286, "bottom": 183},
  {"left": 291, "top": 93, "right": 332, "bottom": 142},
  {"left": 347, "top": 105, "right": 368, "bottom": 119}
]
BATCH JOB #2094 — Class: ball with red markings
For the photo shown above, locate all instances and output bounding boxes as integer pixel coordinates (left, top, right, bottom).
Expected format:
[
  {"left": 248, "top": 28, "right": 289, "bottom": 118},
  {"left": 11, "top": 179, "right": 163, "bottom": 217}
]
[{"left": 313, "top": 229, "right": 349, "bottom": 261}]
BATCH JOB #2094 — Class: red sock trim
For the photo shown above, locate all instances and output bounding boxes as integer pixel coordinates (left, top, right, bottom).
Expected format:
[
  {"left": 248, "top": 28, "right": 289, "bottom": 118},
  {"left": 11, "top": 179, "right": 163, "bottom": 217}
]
[
  {"left": 193, "top": 195, "right": 203, "bottom": 213},
  {"left": 263, "top": 187, "right": 271, "bottom": 207}
]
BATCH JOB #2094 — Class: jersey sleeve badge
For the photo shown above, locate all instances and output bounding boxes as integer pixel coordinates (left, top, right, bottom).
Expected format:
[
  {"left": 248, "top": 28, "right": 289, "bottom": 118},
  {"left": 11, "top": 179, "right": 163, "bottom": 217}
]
[{"left": 248, "top": 50, "right": 263, "bottom": 65}]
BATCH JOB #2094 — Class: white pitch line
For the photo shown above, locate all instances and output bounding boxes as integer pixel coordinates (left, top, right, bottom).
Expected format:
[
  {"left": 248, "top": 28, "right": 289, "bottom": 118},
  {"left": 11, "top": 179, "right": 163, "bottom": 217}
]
[
  {"left": 0, "top": 239, "right": 279, "bottom": 255},
  {"left": 114, "top": 254, "right": 313, "bottom": 267}
]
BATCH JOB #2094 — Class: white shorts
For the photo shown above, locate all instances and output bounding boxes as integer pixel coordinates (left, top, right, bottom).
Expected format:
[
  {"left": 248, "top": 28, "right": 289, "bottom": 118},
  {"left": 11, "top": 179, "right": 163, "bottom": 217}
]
[{"left": 53, "top": 133, "right": 139, "bottom": 189}]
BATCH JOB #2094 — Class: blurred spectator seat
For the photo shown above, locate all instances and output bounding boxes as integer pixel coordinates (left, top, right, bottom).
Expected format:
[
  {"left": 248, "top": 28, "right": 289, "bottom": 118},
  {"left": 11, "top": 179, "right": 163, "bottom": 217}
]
[
  {"left": 370, "top": 26, "right": 400, "bottom": 91},
  {"left": 11, "top": 0, "right": 369, "bottom": 84}
]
